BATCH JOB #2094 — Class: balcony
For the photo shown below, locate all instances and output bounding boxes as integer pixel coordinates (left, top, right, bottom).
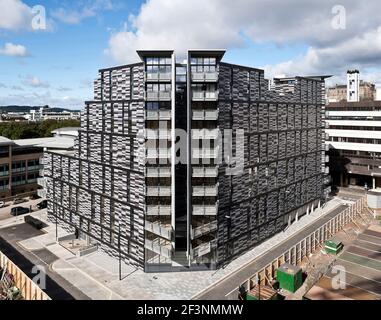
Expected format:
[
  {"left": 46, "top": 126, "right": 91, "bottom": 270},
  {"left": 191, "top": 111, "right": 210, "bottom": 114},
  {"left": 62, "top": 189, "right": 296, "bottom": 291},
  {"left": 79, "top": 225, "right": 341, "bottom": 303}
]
[
  {"left": 192, "top": 109, "right": 218, "bottom": 121},
  {"left": 193, "top": 186, "right": 218, "bottom": 197},
  {"left": 146, "top": 110, "right": 171, "bottom": 121},
  {"left": 193, "top": 205, "right": 218, "bottom": 216},
  {"left": 191, "top": 220, "right": 217, "bottom": 240},
  {"left": 192, "top": 129, "right": 219, "bottom": 140},
  {"left": 145, "top": 72, "right": 172, "bottom": 82},
  {"left": 192, "top": 166, "right": 218, "bottom": 178},
  {"left": 145, "top": 238, "right": 172, "bottom": 259},
  {"left": 192, "top": 147, "right": 219, "bottom": 159},
  {"left": 146, "top": 148, "right": 171, "bottom": 159},
  {"left": 191, "top": 239, "right": 217, "bottom": 259},
  {"left": 146, "top": 205, "right": 171, "bottom": 216},
  {"left": 192, "top": 72, "right": 218, "bottom": 83},
  {"left": 145, "top": 130, "right": 171, "bottom": 140},
  {"left": 145, "top": 91, "right": 171, "bottom": 101},
  {"left": 146, "top": 167, "right": 171, "bottom": 177},
  {"left": 145, "top": 221, "right": 172, "bottom": 240},
  {"left": 192, "top": 91, "right": 218, "bottom": 101},
  {"left": 146, "top": 186, "right": 171, "bottom": 197}
]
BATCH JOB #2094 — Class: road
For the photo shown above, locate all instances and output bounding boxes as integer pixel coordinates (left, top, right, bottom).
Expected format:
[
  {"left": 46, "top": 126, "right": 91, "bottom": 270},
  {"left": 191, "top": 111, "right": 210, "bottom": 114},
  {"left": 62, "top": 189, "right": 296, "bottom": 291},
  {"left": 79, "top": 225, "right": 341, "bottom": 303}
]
[
  {"left": 0, "top": 221, "right": 90, "bottom": 300},
  {"left": 195, "top": 204, "right": 348, "bottom": 300},
  {"left": 0, "top": 197, "right": 44, "bottom": 221}
]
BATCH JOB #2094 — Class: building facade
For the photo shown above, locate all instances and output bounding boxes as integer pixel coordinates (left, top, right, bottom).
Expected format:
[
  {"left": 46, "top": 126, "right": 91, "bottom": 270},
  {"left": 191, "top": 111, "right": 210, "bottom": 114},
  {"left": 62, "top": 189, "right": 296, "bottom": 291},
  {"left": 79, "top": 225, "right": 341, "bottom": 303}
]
[
  {"left": 326, "top": 100, "right": 381, "bottom": 189},
  {"left": 44, "top": 50, "right": 329, "bottom": 272},
  {"left": 0, "top": 137, "right": 43, "bottom": 199},
  {"left": 327, "top": 70, "right": 376, "bottom": 103}
]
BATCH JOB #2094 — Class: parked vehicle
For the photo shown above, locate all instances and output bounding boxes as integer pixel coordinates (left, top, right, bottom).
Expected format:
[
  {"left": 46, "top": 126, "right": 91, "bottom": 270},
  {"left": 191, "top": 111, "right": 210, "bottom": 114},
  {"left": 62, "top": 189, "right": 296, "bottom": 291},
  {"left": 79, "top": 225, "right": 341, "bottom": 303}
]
[
  {"left": 12, "top": 198, "right": 26, "bottom": 205},
  {"left": 29, "top": 194, "right": 40, "bottom": 200},
  {"left": 36, "top": 200, "right": 47, "bottom": 210},
  {"left": 0, "top": 201, "right": 5, "bottom": 208},
  {"left": 10, "top": 207, "right": 30, "bottom": 216}
]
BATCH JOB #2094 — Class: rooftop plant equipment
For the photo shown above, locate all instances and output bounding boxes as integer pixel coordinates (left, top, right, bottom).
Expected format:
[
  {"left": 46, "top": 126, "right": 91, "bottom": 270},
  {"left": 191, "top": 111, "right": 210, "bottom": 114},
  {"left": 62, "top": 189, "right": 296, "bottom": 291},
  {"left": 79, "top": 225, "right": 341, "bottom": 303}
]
[
  {"left": 276, "top": 263, "right": 303, "bottom": 293},
  {"left": 324, "top": 239, "right": 344, "bottom": 255}
]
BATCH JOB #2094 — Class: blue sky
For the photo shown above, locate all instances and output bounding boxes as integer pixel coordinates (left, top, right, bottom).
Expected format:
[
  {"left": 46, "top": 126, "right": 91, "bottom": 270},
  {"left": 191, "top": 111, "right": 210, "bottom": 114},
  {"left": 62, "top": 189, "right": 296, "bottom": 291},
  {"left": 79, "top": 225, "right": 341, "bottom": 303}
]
[{"left": 0, "top": 0, "right": 380, "bottom": 109}]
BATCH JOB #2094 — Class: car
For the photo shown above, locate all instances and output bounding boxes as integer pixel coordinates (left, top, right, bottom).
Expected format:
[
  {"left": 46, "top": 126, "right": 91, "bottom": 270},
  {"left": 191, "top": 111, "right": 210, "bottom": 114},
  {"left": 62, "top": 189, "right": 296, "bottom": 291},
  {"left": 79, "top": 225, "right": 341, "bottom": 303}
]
[
  {"left": 10, "top": 207, "right": 30, "bottom": 216},
  {"left": 0, "top": 201, "right": 5, "bottom": 208},
  {"left": 13, "top": 198, "right": 26, "bottom": 205},
  {"left": 36, "top": 200, "right": 47, "bottom": 210}
]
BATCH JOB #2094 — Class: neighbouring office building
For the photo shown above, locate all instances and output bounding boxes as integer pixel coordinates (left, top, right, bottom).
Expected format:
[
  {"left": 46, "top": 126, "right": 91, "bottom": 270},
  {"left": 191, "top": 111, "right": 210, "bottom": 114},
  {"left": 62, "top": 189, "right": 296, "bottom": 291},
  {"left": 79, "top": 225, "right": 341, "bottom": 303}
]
[
  {"left": 43, "top": 50, "right": 329, "bottom": 272},
  {"left": 0, "top": 130, "right": 77, "bottom": 200},
  {"left": 326, "top": 100, "right": 381, "bottom": 189}
]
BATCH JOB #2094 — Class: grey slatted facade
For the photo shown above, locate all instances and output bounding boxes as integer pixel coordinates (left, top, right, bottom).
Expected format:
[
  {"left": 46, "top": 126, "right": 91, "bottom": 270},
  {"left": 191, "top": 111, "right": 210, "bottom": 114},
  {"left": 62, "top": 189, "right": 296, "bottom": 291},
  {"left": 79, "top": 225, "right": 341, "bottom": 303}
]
[{"left": 44, "top": 50, "right": 329, "bottom": 272}]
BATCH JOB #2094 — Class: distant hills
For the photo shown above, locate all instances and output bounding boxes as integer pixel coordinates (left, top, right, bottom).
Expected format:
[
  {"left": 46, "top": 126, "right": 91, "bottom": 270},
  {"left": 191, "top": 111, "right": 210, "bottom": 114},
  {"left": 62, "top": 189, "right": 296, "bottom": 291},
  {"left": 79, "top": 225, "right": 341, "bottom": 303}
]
[{"left": 0, "top": 105, "right": 82, "bottom": 113}]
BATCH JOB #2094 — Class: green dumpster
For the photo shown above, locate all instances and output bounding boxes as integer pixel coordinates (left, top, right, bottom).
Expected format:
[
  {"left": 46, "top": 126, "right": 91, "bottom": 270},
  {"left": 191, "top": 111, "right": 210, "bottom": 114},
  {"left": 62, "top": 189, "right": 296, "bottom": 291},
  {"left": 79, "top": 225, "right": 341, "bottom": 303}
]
[{"left": 276, "top": 263, "right": 303, "bottom": 293}]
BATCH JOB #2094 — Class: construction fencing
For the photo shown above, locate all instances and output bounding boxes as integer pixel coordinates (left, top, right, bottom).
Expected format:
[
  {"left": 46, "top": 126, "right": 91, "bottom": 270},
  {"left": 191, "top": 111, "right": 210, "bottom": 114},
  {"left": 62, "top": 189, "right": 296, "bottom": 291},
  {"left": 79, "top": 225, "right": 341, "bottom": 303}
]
[
  {"left": 225, "top": 196, "right": 368, "bottom": 299},
  {"left": 0, "top": 251, "right": 50, "bottom": 300}
]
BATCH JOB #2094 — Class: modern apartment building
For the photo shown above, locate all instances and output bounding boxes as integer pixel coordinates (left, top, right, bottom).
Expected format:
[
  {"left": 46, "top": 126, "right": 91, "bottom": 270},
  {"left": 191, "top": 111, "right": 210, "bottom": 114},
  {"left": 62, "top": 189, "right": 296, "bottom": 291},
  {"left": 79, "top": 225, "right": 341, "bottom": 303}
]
[
  {"left": 326, "top": 100, "right": 381, "bottom": 189},
  {"left": 43, "top": 50, "right": 329, "bottom": 272}
]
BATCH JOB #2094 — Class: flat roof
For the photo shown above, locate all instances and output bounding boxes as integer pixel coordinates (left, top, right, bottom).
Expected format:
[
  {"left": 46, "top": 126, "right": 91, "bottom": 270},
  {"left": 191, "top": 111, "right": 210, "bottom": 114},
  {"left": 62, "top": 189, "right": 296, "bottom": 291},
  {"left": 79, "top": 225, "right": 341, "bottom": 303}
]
[
  {"left": 137, "top": 50, "right": 174, "bottom": 61},
  {"left": 0, "top": 136, "right": 15, "bottom": 146},
  {"left": 13, "top": 136, "right": 75, "bottom": 150},
  {"left": 188, "top": 49, "right": 226, "bottom": 61}
]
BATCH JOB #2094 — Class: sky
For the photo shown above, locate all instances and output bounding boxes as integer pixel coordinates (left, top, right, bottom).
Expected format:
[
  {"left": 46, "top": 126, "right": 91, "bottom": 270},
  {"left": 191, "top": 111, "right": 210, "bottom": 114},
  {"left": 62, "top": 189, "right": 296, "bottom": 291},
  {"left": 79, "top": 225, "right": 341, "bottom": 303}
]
[{"left": 0, "top": 0, "right": 381, "bottom": 109}]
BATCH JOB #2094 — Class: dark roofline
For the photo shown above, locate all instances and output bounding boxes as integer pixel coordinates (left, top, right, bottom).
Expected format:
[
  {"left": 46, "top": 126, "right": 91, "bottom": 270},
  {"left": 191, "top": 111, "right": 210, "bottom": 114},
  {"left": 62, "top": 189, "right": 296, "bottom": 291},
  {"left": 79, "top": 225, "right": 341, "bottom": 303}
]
[
  {"left": 188, "top": 49, "right": 226, "bottom": 61},
  {"left": 99, "top": 62, "right": 143, "bottom": 73},
  {"left": 137, "top": 50, "right": 174, "bottom": 61},
  {"left": 220, "top": 61, "right": 264, "bottom": 73},
  {"left": 327, "top": 100, "right": 381, "bottom": 108}
]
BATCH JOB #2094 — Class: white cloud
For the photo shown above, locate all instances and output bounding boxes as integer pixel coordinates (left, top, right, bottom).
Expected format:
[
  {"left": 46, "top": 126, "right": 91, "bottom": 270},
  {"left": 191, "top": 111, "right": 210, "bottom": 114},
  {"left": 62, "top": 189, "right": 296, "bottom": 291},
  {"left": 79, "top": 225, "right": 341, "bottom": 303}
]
[
  {"left": 52, "top": 0, "right": 114, "bottom": 25},
  {"left": 0, "top": 83, "right": 6, "bottom": 88},
  {"left": 0, "top": 42, "right": 28, "bottom": 57},
  {"left": 22, "top": 75, "right": 50, "bottom": 88},
  {"left": 0, "top": 0, "right": 34, "bottom": 30},
  {"left": 105, "top": 0, "right": 381, "bottom": 85},
  {"left": 56, "top": 86, "right": 73, "bottom": 92}
]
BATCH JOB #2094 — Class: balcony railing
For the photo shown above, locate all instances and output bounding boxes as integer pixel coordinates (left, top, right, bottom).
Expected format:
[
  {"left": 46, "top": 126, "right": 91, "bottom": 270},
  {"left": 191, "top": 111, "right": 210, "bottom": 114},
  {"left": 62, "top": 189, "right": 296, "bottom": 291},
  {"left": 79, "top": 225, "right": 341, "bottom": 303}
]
[
  {"left": 146, "top": 186, "right": 171, "bottom": 197},
  {"left": 146, "top": 167, "right": 171, "bottom": 177},
  {"left": 192, "top": 129, "right": 219, "bottom": 140},
  {"left": 192, "top": 148, "right": 219, "bottom": 159},
  {"left": 146, "top": 205, "right": 171, "bottom": 216},
  {"left": 145, "top": 91, "right": 171, "bottom": 101},
  {"left": 146, "top": 110, "right": 171, "bottom": 121},
  {"left": 192, "top": 186, "right": 218, "bottom": 197},
  {"left": 191, "top": 220, "right": 217, "bottom": 240},
  {"left": 191, "top": 72, "right": 218, "bottom": 82},
  {"left": 192, "top": 166, "right": 218, "bottom": 178},
  {"left": 28, "top": 165, "right": 43, "bottom": 172},
  {"left": 192, "top": 91, "right": 218, "bottom": 101},
  {"left": 145, "top": 221, "right": 172, "bottom": 240},
  {"left": 191, "top": 239, "right": 217, "bottom": 259},
  {"left": 192, "top": 110, "right": 218, "bottom": 121},
  {"left": 145, "top": 130, "right": 171, "bottom": 140},
  {"left": 145, "top": 72, "right": 172, "bottom": 82},
  {"left": 145, "top": 238, "right": 172, "bottom": 259},
  {"left": 146, "top": 148, "right": 171, "bottom": 159},
  {"left": 0, "top": 171, "right": 9, "bottom": 177},
  {"left": 192, "top": 205, "right": 218, "bottom": 216}
]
